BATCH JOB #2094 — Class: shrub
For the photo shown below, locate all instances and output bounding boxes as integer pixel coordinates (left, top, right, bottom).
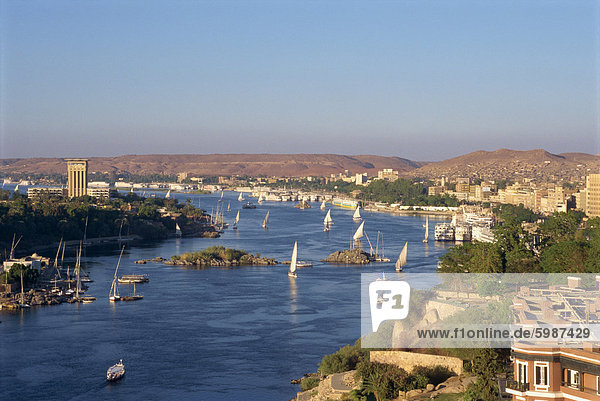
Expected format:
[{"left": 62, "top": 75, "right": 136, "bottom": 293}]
[{"left": 300, "top": 376, "right": 320, "bottom": 391}]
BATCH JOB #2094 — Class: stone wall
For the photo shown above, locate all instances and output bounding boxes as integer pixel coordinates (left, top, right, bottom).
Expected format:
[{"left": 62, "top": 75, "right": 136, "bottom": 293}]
[{"left": 370, "top": 350, "right": 463, "bottom": 375}]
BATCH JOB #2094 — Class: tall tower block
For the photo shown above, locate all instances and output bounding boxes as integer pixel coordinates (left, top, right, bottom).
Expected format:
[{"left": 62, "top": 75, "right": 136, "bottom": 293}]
[{"left": 66, "top": 159, "right": 88, "bottom": 198}]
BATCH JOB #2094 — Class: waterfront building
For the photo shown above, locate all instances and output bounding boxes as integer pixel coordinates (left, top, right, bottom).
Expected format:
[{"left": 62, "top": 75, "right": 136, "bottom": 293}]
[
  {"left": 66, "top": 159, "right": 88, "bottom": 198},
  {"left": 506, "top": 280, "right": 600, "bottom": 400},
  {"left": 27, "top": 187, "right": 65, "bottom": 199},
  {"left": 87, "top": 187, "right": 113, "bottom": 199},
  {"left": 355, "top": 173, "right": 368, "bottom": 185},
  {"left": 377, "top": 169, "right": 399, "bottom": 181},
  {"left": 455, "top": 178, "right": 470, "bottom": 194},
  {"left": 586, "top": 173, "right": 600, "bottom": 218},
  {"left": 3, "top": 254, "right": 46, "bottom": 272},
  {"left": 428, "top": 186, "right": 445, "bottom": 196}
]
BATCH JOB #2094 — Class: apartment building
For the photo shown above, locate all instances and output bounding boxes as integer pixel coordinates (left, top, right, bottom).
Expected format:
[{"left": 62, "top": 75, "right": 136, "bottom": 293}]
[
  {"left": 587, "top": 174, "right": 600, "bottom": 218},
  {"left": 507, "top": 281, "right": 600, "bottom": 400}
]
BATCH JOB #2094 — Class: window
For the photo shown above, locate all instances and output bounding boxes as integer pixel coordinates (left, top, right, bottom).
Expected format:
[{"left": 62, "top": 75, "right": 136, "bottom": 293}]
[
  {"left": 534, "top": 363, "right": 549, "bottom": 388},
  {"left": 566, "top": 369, "right": 579, "bottom": 389},
  {"left": 517, "top": 361, "right": 528, "bottom": 384}
]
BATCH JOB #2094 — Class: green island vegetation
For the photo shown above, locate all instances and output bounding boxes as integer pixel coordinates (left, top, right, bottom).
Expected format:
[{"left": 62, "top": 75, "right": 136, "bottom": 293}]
[
  {"left": 271, "top": 178, "right": 460, "bottom": 207},
  {"left": 307, "top": 340, "right": 504, "bottom": 401},
  {"left": 0, "top": 189, "right": 208, "bottom": 254},
  {"left": 170, "top": 246, "right": 277, "bottom": 266}
]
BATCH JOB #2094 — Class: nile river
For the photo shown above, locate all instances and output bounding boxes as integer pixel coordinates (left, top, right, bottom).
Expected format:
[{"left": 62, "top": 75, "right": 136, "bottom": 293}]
[{"left": 0, "top": 191, "right": 453, "bottom": 401}]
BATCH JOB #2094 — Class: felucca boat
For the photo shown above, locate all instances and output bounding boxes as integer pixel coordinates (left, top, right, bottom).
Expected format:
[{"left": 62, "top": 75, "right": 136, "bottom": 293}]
[
  {"left": 353, "top": 207, "right": 361, "bottom": 222},
  {"left": 288, "top": 241, "right": 298, "bottom": 278},
  {"left": 396, "top": 242, "right": 407, "bottom": 272}
]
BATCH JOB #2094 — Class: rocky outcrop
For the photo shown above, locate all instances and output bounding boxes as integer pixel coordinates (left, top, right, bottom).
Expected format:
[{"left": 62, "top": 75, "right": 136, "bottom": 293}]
[{"left": 321, "top": 249, "right": 372, "bottom": 264}]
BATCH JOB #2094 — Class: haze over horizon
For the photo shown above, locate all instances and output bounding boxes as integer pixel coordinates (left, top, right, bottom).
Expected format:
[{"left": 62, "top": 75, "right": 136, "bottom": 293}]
[{"left": 1, "top": 1, "right": 598, "bottom": 160}]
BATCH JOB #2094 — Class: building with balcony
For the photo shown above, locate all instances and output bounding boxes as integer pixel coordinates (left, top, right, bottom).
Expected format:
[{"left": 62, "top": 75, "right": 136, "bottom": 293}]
[{"left": 507, "top": 280, "right": 600, "bottom": 400}]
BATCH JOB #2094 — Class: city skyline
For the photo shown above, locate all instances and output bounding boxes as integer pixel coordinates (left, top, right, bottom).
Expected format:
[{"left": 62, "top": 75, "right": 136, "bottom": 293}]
[{"left": 1, "top": 0, "right": 598, "bottom": 160}]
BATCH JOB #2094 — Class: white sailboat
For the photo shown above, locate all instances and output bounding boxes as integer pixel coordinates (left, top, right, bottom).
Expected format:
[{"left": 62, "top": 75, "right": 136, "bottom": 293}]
[
  {"left": 320, "top": 201, "right": 326, "bottom": 210},
  {"left": 233, "top": 211, "right": 240, "bottom": 230},
  {"left": 165, "top": 189, "right": 171, "bottom": 199},
  {"left": 19, "top": 265, "right": 30, "bottom": 308},
  {"left": 396, "top": 242, "right": 407, "bottom": 272},
  {"left": 262, "top": 210, "right": 270, "bottom": 229},
  {"left": 219, "top": 190, "right": 224, "bottom": 201},
  {"left": 323, "top": 209, "right": 333, "bottom": 232},
  {"left": 14, "top": 184, "right": 19, "bottom": 193},
  {"left": 227, "top": 202, "right": 231, "bottom": 212},
  {"left": 258, "top": 192, "right": 264, "bottom": 204},
  {"left": 109, "top": 247, "right": 125, "bottom": 302},
  {"left": 353, "top": 221, "right": 365, "bottom": 245},
  {"left": 288, "top": 241, "right": 298, "bottom": 278},
  {"left": 175, "top": 223, "right": 182, "bottom": 237},
  {"left": 238, "top": 192, "right": 244, "bottom": 202},
  {"left": 353, "top": 206, "right": 362, "bottom": 221},
  {"left": 423, "top": 216, "right": 429, "bottom": 243}
]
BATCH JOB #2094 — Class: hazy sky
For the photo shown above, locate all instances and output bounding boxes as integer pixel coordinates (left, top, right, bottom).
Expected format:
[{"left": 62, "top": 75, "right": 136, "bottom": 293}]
[{"left": 1, "top": 0, "right": 598, "bottom": 161}]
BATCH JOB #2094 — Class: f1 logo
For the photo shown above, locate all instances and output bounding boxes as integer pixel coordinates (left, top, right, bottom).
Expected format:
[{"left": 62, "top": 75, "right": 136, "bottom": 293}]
[{"left": 369, "top": 280, "right": 410, "bottom": 332}]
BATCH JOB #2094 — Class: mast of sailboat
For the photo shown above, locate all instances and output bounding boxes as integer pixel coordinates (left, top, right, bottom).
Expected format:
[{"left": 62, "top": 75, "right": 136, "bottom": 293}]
[
  {"left": 54, "top": 238, "right": 63, "bottom": 279},
  {"left": 83, "top": 216, "right": 89, "bottom": 244},
  {"left": 262, "top": 210, "right": 270, "bottom": 229},
  {"left": 375, "top": 231, "right": 379, "bottom": 258},
  {"left": 20, "top": 264, "right": 24, "bottom": 305},
  {"left": 75, "top": 243, "right": 82, "bottom": 298},
  {"left": 110, "top": 246, "right": 125, "bottom": 299}
]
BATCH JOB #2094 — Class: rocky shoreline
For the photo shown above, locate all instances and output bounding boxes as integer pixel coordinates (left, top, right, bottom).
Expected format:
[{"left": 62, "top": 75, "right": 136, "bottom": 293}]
[
  {"left": 0, "top": 289, "right": 76, "bottom": 309},
  {"left": 321, "top": 248, "right": 372, "bottom": 264}
]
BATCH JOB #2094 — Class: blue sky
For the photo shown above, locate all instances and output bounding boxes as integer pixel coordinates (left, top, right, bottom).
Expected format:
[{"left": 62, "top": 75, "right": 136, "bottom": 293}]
[{"left": 1, "top": 0, "right": 598, "bottom": 161}]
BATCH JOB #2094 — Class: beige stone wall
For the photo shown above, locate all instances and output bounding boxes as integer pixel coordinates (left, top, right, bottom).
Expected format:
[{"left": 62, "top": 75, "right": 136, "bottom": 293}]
[{"left": 370, "top": 350, "right": 463, "bottom": 375}]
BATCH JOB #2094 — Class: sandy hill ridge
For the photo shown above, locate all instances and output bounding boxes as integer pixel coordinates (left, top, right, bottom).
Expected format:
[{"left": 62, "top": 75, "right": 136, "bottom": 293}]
[
  {"left": 409, "top": 149, "right": 600, "bottom": 181},
  {"left": 0, "top": 154, "right": 423, "bottom": 177}
]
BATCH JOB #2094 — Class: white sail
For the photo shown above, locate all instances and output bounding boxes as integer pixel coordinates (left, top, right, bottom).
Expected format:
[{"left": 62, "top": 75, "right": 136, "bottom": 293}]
[
  {"left": 238, "top": 192, "right": 244, "bottom": 202},
  {"left": 353, "top": 221, "right": 365, "bottom": 241},
  {"left": 353, "top": 207, "right": 361, "bottom": 220},
  {"left": 323, "top": 209, "right": 333, "bottom": 225},
  {"left": 227, "top": 202, "right": 231, "bottom": 212},
  {"left": 220, "top": 190, "right": 224, "bottom": 200},
  {"left": 110, "top": 247, "right": 125, "bottom": 300},
  {"left": 14, "top": 184, "right": 19, "bottom": 192},
  {"left": 165, "top": 190, "right": 171, "bottom": 199},
  {"left": 175, "top": 223, "right": 182, "bottom": 236},
  {"left": 396, "top": 242, "right": 407, "bottom": 271},
  {"left": 262, "top": 210, "right": 270, "bottom": 228},
  {"left": 423, "top": 217, "right": 429, "bottom": 241},
  {"left": 234, "top": 211, "right": 240, "bottom": 225},
  {"left": 320, "top": 201, "right": 326, "bottom": 210},
  {"left": 289, "top": 241, "right": 298, "bottom": 274}
]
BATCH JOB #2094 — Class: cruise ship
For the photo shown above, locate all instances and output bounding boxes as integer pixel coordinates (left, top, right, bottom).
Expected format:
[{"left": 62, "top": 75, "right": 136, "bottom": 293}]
[
  {"left": 434, "top": 223, "right": 455, "bottom": 241},
  {"left": 454, "top": 224, "right": 472, "bottom": 242},
  {"left": 331, "top": 198, "right": 360, "bottom": 209}
]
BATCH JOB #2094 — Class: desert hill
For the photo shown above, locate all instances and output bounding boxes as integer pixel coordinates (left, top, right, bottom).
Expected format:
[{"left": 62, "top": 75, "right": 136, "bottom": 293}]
[
  {"left": 0, "top": 154, "right": 423, "bottom": 178},
  {"left": 409, "top": 149, "right": 600, "bottom": 181}
]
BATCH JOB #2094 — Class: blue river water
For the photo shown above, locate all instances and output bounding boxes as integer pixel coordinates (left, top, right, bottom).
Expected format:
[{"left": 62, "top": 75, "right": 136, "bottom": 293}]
[{"left": 0, "top": 191, "right": 454, "bottom": 401}]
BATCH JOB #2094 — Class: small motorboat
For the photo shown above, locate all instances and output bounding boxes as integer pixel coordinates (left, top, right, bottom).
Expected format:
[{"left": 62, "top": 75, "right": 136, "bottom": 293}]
[
  {"left": 107, "top": 359, "right": 125, "bottom": 382},
  {"left": 242, "top": 202, "right": 256, "bottom": 209}
]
